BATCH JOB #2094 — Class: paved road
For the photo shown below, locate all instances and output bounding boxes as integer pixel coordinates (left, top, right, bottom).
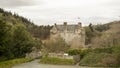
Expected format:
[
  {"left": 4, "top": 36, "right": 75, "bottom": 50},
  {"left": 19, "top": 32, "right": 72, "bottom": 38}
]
[{"left": 12, "top": 60, "right": 96, "bottom": 68}]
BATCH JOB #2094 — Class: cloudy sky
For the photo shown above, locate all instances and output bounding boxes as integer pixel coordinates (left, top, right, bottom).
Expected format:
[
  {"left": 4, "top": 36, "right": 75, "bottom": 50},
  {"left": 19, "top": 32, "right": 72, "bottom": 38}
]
[{"left": 0, "top": 0, "right": 120, "bottom": 26}]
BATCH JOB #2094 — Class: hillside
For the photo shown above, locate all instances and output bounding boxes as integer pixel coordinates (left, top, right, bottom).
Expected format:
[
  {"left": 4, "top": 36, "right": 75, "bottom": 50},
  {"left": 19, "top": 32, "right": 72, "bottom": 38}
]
[
  {"left": 85, "top": 21, "right": 120, "bottom": 48},
  {"left": 0, "top": 8, "right": 52, "bottom": 39},
  {"left": 1, "top": 8, "right": 120, "bottom": 48},
  {"left": 0, "top": 8, "right": 52, "bottom": 61}
]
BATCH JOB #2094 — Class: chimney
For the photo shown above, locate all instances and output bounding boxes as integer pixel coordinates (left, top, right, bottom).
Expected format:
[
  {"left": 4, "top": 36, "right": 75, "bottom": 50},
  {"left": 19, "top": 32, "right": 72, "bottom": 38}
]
[
  {"left": 78, "top": 22, "right": 82, "bottom": 27},
  {"left": 64, "top": 22, "right": 67, "bottom": 31},
  {"left": 64, "top": 22, "right": 67, "bottom": 26},
  {"left": 54, "top": 23, "right": 57, "bottom": 26}
]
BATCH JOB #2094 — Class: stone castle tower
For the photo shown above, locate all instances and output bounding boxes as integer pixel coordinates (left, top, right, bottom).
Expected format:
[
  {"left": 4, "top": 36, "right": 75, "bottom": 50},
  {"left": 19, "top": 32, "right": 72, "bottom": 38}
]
[{"left": 50, "top": 22, "right": 85, "bottom": 49}]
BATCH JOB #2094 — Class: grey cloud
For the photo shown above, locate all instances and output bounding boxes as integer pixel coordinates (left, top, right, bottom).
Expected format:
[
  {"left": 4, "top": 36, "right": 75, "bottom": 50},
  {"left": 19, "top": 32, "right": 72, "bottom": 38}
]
[
  {"left": 104, "top": 0, "right": 120, "bottom": 7},
  {"left": 0, "top": 0, "right": 38, "bottom": 8},
  {"left": 2, "top": 0, "right": 120, "bottom": 26}
]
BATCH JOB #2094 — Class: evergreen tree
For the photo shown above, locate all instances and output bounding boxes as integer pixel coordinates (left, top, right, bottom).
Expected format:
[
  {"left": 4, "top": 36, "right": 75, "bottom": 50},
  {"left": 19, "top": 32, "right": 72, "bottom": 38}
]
[
  {"left": 12, "top": 23, "right": 34, "bottom": 58},
  {"left": 0, "top": 20, "right": 7, "bottom": 57},
  {"left": 89, "top": 23, "right": 94, "bottom": 32}
]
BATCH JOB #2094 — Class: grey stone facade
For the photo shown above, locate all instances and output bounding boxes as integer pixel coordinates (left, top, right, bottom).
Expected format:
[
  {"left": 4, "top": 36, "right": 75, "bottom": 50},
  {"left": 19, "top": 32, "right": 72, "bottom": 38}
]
[{"left": 50, "top": 22, "right": 85, "bottom": 49}]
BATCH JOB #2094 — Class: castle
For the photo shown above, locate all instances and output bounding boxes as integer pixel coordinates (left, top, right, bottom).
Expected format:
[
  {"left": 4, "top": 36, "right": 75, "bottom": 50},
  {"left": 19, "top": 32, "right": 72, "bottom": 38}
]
[{"left": 50, "top": 22, "right": 85, "bottom": 49}]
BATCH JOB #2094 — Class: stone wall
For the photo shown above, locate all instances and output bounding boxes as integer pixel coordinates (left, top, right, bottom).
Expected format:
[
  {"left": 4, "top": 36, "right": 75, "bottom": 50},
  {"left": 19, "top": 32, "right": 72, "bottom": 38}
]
[
  {"left": 48, "top": 53, "right": 73, "bottom": 59},
  {"left": 50, "top": 22, "right": 85, "bottom": 49},
  {"left": 26, "top": 51, "right": 42, "bottom": 59}
]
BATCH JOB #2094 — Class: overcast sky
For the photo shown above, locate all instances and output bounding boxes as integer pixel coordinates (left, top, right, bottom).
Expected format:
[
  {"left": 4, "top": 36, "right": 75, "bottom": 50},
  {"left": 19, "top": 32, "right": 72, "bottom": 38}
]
[{"left": 0, "top": 0, "right": 120, "bottom": 26}]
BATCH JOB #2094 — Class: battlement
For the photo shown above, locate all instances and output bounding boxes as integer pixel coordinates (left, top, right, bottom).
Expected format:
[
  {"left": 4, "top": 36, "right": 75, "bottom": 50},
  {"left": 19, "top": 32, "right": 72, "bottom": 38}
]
[{"left": 52, "top": 22, "right": 82, "bottom": 32}]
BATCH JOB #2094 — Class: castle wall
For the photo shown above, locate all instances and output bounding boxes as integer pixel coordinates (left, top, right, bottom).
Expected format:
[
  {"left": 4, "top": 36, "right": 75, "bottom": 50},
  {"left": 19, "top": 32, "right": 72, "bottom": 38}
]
[
  {"left": 60, "top": 32, "right": 78, "bottom": 44},
  {"left": 50, "top": 23, "right": 85, "bottom": 49},
  {"left": 60, "top": 32, "right": 85, "bottom": 49}
]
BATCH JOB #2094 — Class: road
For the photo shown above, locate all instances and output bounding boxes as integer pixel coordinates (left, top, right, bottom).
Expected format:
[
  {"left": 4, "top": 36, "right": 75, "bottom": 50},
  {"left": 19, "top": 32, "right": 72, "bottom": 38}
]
[{"left": 12, "top": 60, "right": 96, "bottom": 68}]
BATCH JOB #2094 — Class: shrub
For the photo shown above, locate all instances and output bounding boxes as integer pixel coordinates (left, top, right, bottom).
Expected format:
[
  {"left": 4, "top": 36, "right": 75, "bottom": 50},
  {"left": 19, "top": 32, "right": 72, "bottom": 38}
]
[
  {"left": 68, "top": 49, "right": 91, "bottom": 58},
  {"left": 79, "top": 53, "right": 118, "bottom": 67},
  {"left": 92, "top": 47, "right": 113, "bottom": 54},
  {"left": 101, "top": 57, "right": 118, "bottom": 67},
  {"left": 80, "top": 49, "right": 92, "bottom": 58},
  {"left": 112, "top": 44, "right": 120, "bottom": 65},
  {"left": 67, "top": 49, "right": 81, "bottom": 55},
  {"left": 95, "top": 24, "right": 109, "bottom": 32}
]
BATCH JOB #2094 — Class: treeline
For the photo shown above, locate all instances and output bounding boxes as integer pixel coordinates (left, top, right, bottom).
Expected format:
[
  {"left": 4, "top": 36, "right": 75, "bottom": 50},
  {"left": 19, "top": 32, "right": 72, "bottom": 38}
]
[
  {"left": 28, "top": 25, "right": 52, "bottom": 39},
  {"left": 0, "top": 8, "right": 52, "bottom": 40}
]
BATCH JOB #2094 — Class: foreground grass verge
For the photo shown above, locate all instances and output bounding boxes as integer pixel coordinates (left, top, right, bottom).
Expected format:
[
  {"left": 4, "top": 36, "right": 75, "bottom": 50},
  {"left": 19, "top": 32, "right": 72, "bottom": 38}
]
[
  {"left": 40, "top": 57, "right": 75, "bottom": 65},
  {"left": 0, "top": 58, "right": 33, "bottom": 68},
  {"left": 79, "top": 53, "right": 119, "bottom": 67}
]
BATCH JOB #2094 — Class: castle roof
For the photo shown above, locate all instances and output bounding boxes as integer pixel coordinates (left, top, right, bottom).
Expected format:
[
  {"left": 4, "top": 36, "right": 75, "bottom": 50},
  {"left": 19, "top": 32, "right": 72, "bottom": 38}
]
[{"left": 55, "top": 25, "right": 79, "bottom": 31}]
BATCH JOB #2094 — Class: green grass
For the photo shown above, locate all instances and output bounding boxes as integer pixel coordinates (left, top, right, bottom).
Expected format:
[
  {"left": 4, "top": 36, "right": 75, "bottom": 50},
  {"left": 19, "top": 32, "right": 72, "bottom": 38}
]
[
  {"left": 40, "top": 57, "right": 75, "bottom": 65},
  {"left": 0, "top": 58, "right": 33, "bottom": 68}
]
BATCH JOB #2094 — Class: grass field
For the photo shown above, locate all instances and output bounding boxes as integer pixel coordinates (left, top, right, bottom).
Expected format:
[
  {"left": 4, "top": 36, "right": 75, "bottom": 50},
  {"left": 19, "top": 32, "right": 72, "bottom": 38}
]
[
  {"left": 40, "top": 57, "right": 75, "bottom": 65},
  {"left": 0, "top": 58, "right": 33, "bottom": 68}
]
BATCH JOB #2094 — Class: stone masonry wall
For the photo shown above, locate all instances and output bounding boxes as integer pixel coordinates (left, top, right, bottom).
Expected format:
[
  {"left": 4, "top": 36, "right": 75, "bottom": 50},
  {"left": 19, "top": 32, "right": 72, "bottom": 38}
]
[{"left": 50, "top": 22, "right": 85, "bottom": 49}]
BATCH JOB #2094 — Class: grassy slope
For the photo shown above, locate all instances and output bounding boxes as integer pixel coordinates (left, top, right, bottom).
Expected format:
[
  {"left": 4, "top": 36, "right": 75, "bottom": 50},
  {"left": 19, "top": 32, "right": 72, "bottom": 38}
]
[
  {"left": 0, "top": 58, "right": 33, "bottom": 68},
  {"left": 40, "top": 57, "right": 75, "bottom": 65},
  {"left": 91, "top": 21, "right": 120, "bottom": 48}
]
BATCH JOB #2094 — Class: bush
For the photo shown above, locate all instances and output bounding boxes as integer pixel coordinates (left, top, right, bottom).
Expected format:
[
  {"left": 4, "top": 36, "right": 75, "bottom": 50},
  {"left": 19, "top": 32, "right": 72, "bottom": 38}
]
[
  {"left": 40, "top": 57, "right": 75, "bottom": 65},
  {"left": 101, "top": 57, "right": 118, "bottom": 67},
  {"left": 67, "top": 49, "right": 81, "bottom": 55},
  {"left": 79, "top": 53, "right": 118, "bottom": 67},
  {"left": 0, "top": 22, "right": 35, "bottom": 61},
  {"left": 112, "top": 44, "right": 120, "bottom": 65},
  {"left": 67, "top": 49, "right": 91, "bottom": 58},
  {"left": 95, "top": 24, "right": 109, "bottom": 32},
  {"left": 92, "top": 48, "right": 113, "bottom": 54}
]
